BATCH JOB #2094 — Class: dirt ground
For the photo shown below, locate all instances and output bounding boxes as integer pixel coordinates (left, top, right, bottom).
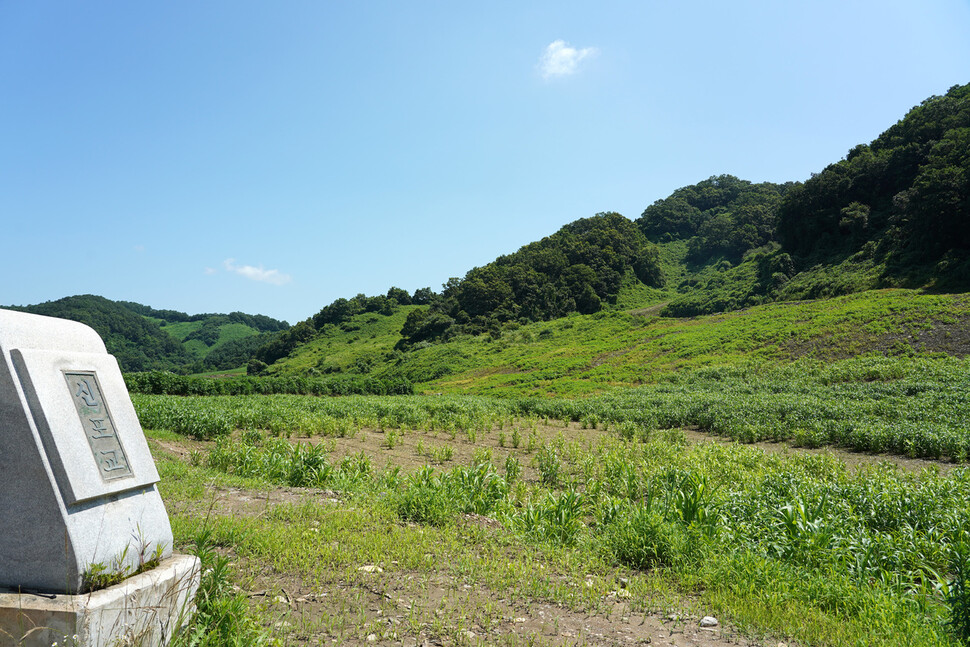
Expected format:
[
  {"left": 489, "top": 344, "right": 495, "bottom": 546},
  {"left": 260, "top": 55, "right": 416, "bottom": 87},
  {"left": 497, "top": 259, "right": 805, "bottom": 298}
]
[
  {"left": 165, "top": 481, "right": 781, "bottom": 647},
  {"left": 154, "top": 421, "right": 949, "bottom": 647}
]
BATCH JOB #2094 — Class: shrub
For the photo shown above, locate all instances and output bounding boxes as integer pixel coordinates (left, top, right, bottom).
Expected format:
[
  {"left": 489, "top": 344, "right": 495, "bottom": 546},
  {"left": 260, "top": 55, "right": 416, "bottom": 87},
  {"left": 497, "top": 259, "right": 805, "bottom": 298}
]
[{"left": 607, "top": 504, "right": 681, "bottom": 570}]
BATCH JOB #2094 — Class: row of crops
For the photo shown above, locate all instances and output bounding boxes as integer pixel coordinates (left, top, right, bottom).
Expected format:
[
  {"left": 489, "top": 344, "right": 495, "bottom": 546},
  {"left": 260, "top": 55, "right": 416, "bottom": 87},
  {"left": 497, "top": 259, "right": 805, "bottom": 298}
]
[
  {"left": 125, "top": 370, "right": 413, "bottom": 397},
  {"left": 139, "top": 355, "right": 970, "bottom": 645},
  {"left": 133, "top": 356, "right": 970, "bottom": 461}
]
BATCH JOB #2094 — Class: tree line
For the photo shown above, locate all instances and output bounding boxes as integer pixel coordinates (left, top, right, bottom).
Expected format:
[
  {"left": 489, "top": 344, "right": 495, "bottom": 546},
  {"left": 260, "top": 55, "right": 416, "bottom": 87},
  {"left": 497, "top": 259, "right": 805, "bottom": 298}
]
[{"left": 396, "top": 212, "right": 664, "bottom": 348}]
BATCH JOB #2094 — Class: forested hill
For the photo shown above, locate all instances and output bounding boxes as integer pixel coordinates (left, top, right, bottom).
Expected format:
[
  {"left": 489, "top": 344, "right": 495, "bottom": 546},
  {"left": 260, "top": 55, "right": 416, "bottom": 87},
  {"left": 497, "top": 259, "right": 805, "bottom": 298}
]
[
  {"left": 5, "top": 295, "right": 288, "bottom": 373},
  {"left": 778, "top": 82, "right": 970, "bottom": 283},
  {"left": 649, "top": 82, "right": 970, "bottom": 316},
  {"left": 395, "top": 212, "right": 664, "bottom": 347},
  {"left": 259, "top": 83, "right": 970, "bottom": 377},
  {"left": 638, "top": 175, "right": 794, "bottom": 262},
  {"left": 7, "top": 295, "right": 192, "bottom": 371},
  {"left": 7, "top": 83, "right": 968, "bottom": 377}
]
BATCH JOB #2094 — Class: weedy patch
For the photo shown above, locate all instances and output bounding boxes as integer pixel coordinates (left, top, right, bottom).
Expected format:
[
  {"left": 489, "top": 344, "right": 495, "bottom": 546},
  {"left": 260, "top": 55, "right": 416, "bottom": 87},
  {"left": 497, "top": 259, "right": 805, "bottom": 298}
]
[{"left": 149, "top": 398, "right": 970, "bottom": 647}]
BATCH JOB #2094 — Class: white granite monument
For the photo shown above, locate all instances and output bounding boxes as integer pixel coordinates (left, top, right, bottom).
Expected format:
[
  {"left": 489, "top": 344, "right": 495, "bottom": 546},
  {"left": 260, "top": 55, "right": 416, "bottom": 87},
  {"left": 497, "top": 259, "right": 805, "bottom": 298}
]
[{"left": 0, "top": 308, "right": 199, "bottom": 646}]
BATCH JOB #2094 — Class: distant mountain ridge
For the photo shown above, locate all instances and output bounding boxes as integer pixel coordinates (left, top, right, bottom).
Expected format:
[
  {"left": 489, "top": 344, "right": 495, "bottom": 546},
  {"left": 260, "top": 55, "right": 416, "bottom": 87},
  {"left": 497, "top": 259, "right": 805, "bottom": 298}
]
[{"left": 5, "top": 295, "right": 287, "bottom": 373}]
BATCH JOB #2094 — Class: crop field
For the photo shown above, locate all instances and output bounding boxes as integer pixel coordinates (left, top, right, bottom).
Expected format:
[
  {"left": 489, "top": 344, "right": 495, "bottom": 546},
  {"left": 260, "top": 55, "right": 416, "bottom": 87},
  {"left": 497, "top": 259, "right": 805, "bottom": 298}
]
[
  {"left": 143, "top": 356, "right": 970, "bottom": 646},
  {"left": 134, "top": 355, "right": 970, "bottom": 461}
]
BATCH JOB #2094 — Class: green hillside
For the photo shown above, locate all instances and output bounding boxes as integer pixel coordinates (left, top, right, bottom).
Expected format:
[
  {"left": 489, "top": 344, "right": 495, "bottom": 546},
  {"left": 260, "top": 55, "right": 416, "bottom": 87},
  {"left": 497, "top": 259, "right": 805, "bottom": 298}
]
[
  {"left": 264, "top": 283, "right": 968, "bottom": 397},
  {"left": 424, "top": 289, "right": 970, "bottom": 394},
  {"left": 9, "top": 84, "right": 969, "bottom": 385},
  {"left": 256, "top": 84, "right": 970, "bottom": 380},
  {"left": 266, "top": 305, "right": 421, "bottom": 376},
  {"left": 5, "top": 295, "right": 288, "bottom": 373},
  {"left": 7, "top": 295, "right": 194, "bottom": 372},
  {"left": 657, "top": 83, "right": 970, "bottom": 316}
]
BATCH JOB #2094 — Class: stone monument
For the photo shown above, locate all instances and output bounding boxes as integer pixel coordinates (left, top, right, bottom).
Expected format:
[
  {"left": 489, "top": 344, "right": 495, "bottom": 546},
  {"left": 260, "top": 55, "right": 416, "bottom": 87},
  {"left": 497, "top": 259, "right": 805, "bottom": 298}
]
[{"left": 0, "top": 308, "right": 200, "bottom": 646}]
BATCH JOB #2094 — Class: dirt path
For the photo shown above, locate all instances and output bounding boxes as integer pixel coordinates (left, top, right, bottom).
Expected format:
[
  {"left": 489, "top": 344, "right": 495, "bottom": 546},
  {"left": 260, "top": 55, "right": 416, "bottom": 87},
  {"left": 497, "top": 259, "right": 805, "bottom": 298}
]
[{"left": 681, "top": 428, "right": 957, "bottom": 474}]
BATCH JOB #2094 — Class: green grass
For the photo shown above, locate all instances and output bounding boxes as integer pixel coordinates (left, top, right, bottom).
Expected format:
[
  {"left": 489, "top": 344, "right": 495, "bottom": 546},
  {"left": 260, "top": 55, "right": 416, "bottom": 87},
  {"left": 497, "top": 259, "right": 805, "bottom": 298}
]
[
  {"left": 134, "top": 352, "right": 970, "bottom": 461},
  {"left": 385, "top": 289, "right": 969, "bottom": 396},
  {"left": 160, "top": 320, "right": 203, "bottom": 341},
  {"left": 160, "top": 320, "right": 266, "bottom": 360},
  {"left": 150, "top": 416, "right": 970, "bottom": 646},
  {"left": 269, "top": 306, "right": 420, "bottom": 376}
]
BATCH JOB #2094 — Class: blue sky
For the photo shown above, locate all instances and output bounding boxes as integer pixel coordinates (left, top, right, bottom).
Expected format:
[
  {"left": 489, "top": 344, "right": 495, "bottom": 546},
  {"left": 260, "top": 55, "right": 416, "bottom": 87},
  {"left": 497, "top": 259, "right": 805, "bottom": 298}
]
[{"left": 2, "top": 1, "right": 969, "bottom": 324}]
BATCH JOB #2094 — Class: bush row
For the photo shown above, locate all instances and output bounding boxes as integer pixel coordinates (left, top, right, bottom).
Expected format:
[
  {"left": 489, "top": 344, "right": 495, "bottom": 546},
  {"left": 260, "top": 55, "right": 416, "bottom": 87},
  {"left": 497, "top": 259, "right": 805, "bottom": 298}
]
[{"left": 124, "top": 370, "right": 413, "bottom": 397}]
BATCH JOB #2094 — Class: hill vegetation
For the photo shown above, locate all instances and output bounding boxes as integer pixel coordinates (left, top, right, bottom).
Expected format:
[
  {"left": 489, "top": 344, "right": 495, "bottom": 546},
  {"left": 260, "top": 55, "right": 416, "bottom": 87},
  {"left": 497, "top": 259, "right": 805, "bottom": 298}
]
[
  {"left": 5, "top": 295, "right": 287, "bottom": 373},
  {"left": 661, "top": 83, "right": 970, "bottom": 316},
  {"left": 13, "top": 82, "right": 970, "bottom": 647},
  {"left": 240, "top": 83, "right": 970, "bottom": 379},
  {"left": 397, "top": 212, "right": 664, "bottom": 348},
  {"left": 7, "top": 83, "right": 969, "bottom": 385}
]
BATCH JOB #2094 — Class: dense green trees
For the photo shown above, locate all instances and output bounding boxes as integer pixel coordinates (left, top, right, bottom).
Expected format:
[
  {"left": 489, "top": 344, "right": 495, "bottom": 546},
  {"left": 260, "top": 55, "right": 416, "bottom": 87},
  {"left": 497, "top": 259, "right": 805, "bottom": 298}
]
[
  {"left": 118, "top": 302, "right": 288, "bottom": 331},
  {"left": 6, "top": 296, "right": 291, "bottom": 373},
  {"left": 638, "top": 175, "right": 792, "bottom": 263},
  {"left": 777, "top": 83, "right": 970, "bottom": 285},
  {"left": 10, "top": 295, "right": 195, "bottom": 372},
  {"left": 255, "top": 320, "right": 317, "bottom": 366},
  {"left": 202, "top": 332, "right": 278, "bottom": 371},
  {"left": 397, "top": 212, "right": 664, "bottom": 347},
  {"left": 310, "top": 288, "right": 424, "bottom": 329},
  {"left": 655, "top": 83, "right": 970, "bottom": 318}
]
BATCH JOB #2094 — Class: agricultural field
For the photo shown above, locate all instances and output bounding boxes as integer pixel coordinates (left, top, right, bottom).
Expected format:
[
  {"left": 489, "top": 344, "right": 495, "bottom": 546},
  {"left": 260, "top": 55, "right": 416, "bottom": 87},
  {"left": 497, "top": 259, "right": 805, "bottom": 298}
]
[{"left": 143, "top": 354, "right": 970, "bottom": 646}]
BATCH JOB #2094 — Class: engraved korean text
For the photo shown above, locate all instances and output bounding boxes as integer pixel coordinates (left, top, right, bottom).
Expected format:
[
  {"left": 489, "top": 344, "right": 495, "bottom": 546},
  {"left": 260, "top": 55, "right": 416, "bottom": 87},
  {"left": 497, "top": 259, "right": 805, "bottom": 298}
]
[{"left": 64, "top": 372, "right": 133, "bottom": 481}]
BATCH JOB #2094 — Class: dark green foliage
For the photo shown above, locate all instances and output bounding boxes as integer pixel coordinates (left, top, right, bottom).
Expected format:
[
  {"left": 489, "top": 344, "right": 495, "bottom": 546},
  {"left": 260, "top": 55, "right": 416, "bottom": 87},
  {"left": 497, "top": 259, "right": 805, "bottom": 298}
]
[
  {"left": 778, "top": 83, "right": 970, "bottom": 286},
  {"left": 649, "top": 84, "right": 970, "bottom": 318},
  {"left": 661, "top": 246, "right": 799, "bottom": 317},
  {"left": 5, "top": 296, "right": 288, "bottom": 372},
  {"left": 246, "top": 359, "right": 268, "bottom": 376},
  {"left": 254, "top": 320, "right": 316, "bottom": 365},
  {"left": 398, "top": 212, "right": 664, "bottom": 347},
  {"left": 203, "top": 333, "right": 277, "bottom": 371},
  {"left": 386, "top": 286, "right": 412, "bottom": 305},
  {"left": 311, "top": 292, "right": 401, "bottom": 330},
  {"left": 638, "top": 175, "right": 792, "bottom": 262},
  {"left": 411, "top": 287, "right": 435, "bottom": 305},
  {"left": 9, "top": 295, "right": 194, "bottom": 372},
  {"left": 185, "top": 320, "right": 223, "bottom": 346},
  {"left": 119, "top": 301, "right": 288, "bottom": 332},
  {"left": 948, "top": 539, "right": 970, "bottom": 644},
  {"left": 124, "top": 370, "right": 413, "bottom": 399},
  {"left": 117, "top": 301, "right": 193, "bottom": 323},
  {"left": 397, "top": 309, "right": 456, "bottom": 348}
]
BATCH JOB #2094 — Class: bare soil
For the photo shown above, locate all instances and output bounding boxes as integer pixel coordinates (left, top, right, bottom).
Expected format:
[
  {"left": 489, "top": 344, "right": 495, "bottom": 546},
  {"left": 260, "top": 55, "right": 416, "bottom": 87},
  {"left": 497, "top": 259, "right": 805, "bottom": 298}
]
[{"left": 153, "top": 420, "right": 953, "bottom": 646}]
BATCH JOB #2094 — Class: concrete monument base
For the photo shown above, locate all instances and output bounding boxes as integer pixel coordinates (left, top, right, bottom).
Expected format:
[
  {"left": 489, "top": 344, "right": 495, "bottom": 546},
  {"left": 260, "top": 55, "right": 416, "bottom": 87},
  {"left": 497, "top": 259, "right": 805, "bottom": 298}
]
[{"left": 0, "top": 554, "right": 200, "bottom": 647}]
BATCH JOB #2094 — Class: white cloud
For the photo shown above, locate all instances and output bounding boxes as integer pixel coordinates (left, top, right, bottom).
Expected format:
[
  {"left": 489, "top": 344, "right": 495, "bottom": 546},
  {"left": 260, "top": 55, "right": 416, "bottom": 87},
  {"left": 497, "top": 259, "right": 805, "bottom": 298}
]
[
  {"left": 203, "top": 267, "right": 218, "bottom": 275},
  {"left": 539, "top": 40, "right": 597, "bottom": 79},
  {"left": 222, "top": 258, "right": 292, "bottom": 285}
]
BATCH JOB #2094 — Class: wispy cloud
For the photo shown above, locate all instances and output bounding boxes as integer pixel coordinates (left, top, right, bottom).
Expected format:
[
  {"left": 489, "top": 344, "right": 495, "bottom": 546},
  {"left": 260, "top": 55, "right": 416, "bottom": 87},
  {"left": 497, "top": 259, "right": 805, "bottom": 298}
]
[
  {"left": 222, "top": 258, "right": 292, "bottom": 285},
  {"left": 538, "top": 40, "right": 597, "bottom": 79}
]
